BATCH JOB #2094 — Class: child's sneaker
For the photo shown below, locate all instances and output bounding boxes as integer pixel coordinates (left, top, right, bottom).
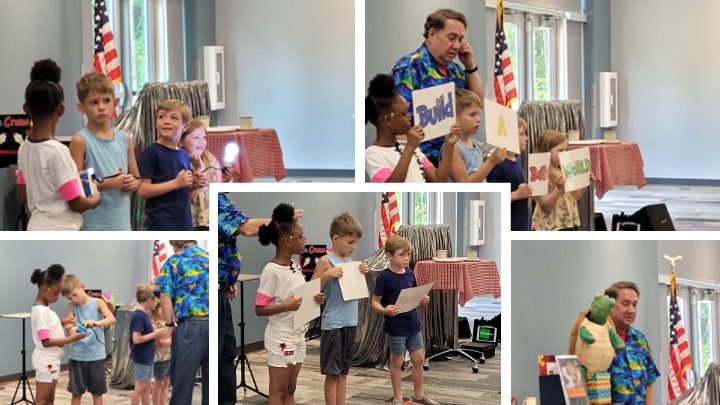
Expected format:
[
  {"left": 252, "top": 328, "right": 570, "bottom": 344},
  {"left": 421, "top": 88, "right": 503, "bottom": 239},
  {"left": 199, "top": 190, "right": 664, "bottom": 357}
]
[
  {"left": 411, "top": 394, "right": 440, "bottom": 405},
  {"left": 392, "top": 399, "right": 405, "bottom": 405}
]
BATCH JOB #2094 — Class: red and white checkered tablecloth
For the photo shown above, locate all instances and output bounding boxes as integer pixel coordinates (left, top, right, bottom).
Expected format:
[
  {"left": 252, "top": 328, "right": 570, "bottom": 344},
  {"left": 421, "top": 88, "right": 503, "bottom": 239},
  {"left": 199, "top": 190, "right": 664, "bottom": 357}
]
[
  {"left": 414, "top": 260, "right": 500, "bottom": 307},
  {"left": 207, "top": 128, "right": 287, "bottom": 182},
  {"left": 569, "top": 142, "right": 646, "bottom": 200}
]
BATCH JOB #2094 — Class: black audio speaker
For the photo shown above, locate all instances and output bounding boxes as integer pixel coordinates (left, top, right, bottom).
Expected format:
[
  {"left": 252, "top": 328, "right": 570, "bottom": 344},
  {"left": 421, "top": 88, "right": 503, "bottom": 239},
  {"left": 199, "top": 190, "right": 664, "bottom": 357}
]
[
  {"left": 631, "top": 203, "right": 675, "bottom": 231},
  {"left": 594, "top": 213, "right": 608, "bottom": 231}
]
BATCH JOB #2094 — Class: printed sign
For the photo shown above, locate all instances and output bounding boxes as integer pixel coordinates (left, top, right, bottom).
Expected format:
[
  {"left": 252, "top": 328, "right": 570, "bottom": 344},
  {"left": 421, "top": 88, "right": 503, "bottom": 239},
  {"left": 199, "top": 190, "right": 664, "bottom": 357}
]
[
  {"left": 411, "top": 82, "right": 455, "bottom": 141},
  {"left": 558, "top": 147, "right": 591, "bottom": 192},
  {"left": 293, "top": 278, "right": 321, "bottom": 330},
  {"left": 484, "top": 98, "right": 520, "bottom": 154},
  {"left": 396, "top": 282, "right": 434, "bottom": 313},
  {"left": 528, "top": 152, "right": 550, "bottom": 196},
  {"left": 337, "top": 261, "right": 369, "bottom": 301}
]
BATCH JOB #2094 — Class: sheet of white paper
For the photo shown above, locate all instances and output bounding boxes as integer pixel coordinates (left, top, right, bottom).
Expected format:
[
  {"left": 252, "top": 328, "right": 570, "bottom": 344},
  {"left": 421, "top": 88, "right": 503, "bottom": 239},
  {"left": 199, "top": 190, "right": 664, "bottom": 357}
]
[
  {"left": 528, "top": 152, "right": 550, "bottom": 196},
  {"left": 559, "top": 147, "right": 591, "bottom": 192},
  {"left": 411, "top": 82, "right": 456, "bottom": 141},
  {"left": 293, "top": 278, "right": 321, "bottom": 330},
  {"left": 337, "top": 261, "right": 369, "bottom": 301},
  {"left": 484, "top": 98, "right": 520, "bottom": 154},
  {"left": 396, "top": 282, "right": 434, "bottom": 314}
]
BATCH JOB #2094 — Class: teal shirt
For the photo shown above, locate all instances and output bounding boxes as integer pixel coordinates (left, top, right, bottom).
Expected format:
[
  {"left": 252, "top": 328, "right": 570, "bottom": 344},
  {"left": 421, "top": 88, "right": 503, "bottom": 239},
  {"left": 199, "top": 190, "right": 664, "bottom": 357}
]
[
  {"left": 321, "top": 255, "right": 359, "bottom": 330},
  {"left": 154, "top": 242, "right": 209, "bottom": 319},
  {"left": 609, "top": 327, "right": 660, "bottom": 405},
  {"left": 68, "top": 297, "right": 106, "bottom": 361}
]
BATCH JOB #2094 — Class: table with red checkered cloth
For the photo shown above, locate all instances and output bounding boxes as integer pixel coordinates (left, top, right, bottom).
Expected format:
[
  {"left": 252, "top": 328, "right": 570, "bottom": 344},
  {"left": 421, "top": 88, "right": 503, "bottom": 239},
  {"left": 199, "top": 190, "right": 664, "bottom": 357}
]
[
  {"left": 569, "top": 142, "right": 646, "bottom": 199},
  {"left": 414, "top": 259, "right": 501, "bottom": 307},
  {"left": 206, "top": 128, "right": 286, "bottom": 182}
]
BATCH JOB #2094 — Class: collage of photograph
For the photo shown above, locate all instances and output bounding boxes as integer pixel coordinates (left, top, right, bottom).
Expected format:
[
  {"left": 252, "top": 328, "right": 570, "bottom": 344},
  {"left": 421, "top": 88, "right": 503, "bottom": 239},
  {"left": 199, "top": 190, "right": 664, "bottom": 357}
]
[{"left": 0, "top": 1, "right": 718, "bottom": 405}]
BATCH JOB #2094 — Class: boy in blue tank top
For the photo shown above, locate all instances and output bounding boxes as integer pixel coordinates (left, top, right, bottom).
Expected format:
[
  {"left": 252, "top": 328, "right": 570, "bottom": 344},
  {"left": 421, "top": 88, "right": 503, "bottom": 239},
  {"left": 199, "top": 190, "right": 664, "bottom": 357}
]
[
  {"left": 70, "top": 72, "right": 141, "bottom": 230},
  {"left": 311, "top": 213, "right": 368, "bottom": 405},
  {"left": 61, "top": 274, "right": 116, "bottom": 405},
  {"left": 138, "top": 100, "right": 207, "bottom": 231},
  {"left": 372, "top": 236, "right": 438, "bottom": 405}
]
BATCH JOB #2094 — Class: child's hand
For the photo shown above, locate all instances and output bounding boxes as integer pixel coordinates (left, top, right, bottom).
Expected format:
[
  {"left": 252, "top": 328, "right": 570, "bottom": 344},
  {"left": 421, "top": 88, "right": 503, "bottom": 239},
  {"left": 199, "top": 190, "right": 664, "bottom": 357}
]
[
  {"left": 513, "top": 183, "right": 533, "bottom": 199},
  {"left": 359, "top": 262, "right": 369, "bottom": 274},
  {"left": 589, "top": 172, "right": 596, "bottom": 182},
  {"left": 444, "top": 123, "right": 461, "bottom": 146},
  {"left": 420, "top": 295, "right": 430, "bottom": 305},
  {"left": 71, "top": 330, "right": 87, "bottom": 341},
  {"left": 313, "top": 292, "right": 325, "bottom": 305},
  {"left": 554, "top": 173, "right": 567, "bottom": 191},
  {"left": 189, "top": 151, "right": 204, "bottom": 172},
  {"left": 83, "top": 319, "right": 96, "bottom": 328},
  {"left": 175, "top": 169, "right": 194, "bottom": 188},
  {"left": 62, "top": 315, "right": 76, "bottom": 326},
  {"left": 326, "top": 266, "right": 343, "bottom": 279},
  {"left": 489, "top": 147, "right": 508, "bottom": 165},
  {"left": 385, "top": 304, "right": 399, "bottom": 317},
  {"left": 193, "top": 172, "right": 207, "bottom": 189},
  {"left": 104, "top": 169, "right": 126, "bottom": 189},
  {"left": 406, "top": 125, "right": 425, "bottom": 150},
  {"left": 122, "top": 173, "right": 140, "bottom": 191},
  {"left": 222, "top": 167, "right": 234, "bottom": 183},
  {"left": 284, "top": 295, "right": 302, "bottom": 311}
]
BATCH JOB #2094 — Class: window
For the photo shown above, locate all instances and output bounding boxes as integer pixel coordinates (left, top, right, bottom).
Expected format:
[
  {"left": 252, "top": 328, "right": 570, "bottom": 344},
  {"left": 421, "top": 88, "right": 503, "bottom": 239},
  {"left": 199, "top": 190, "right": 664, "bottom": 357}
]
[
  {"left": 122, "top": 0, "right": 169, "bottom": 101},
  {"left": 398, "top": 193, "right": 443, "bottom": 225},
  {"left": 529, "top": 16, "right": 556, "bottom": 101},
  {"left": 697, "top": 297, "right": 715, "bottom": 376},
  {"left": 129, "top": 0, "right": 149, "bottom": 95}
]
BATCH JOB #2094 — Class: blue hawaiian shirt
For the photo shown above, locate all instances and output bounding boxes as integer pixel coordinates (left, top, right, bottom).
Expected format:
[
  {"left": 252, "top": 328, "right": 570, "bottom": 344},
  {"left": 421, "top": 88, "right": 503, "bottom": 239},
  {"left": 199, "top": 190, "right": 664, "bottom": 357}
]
[
  {"left": 609, "top": 327, "right": 660, "bottom": 405},
  {"left": 392, "top": 43, "right": 469, "bottom": 166},
  {"left": 153, "top": 242, "right": 209, "bottom": 320},
  {"left": 218, "top": 193, "right": 248, "bottom": 288}
]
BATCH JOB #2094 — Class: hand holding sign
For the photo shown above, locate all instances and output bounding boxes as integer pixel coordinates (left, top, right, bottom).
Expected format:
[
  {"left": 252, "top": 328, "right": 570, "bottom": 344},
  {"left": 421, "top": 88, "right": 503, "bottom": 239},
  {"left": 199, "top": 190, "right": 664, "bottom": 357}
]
[
  {"left": 412, "top": 82, "right": 456, "bottom": 141},
  {"left": 484, "top": 98, "right": 520, "bottom": 154}
]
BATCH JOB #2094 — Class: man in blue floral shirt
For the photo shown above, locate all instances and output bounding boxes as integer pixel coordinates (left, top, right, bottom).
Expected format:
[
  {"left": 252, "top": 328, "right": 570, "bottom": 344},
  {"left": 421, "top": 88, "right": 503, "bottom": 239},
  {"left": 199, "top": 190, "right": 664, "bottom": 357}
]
[
  {"left": 606, "top": 281, "right": 659, "bottom": 405},
  {"left": 392, "top": 8, "right": 485, "bottom": 167},
  {"left": 217, "top": 193, "right": 303, "bottom": 405},
  {"left": 154, "top": 240, "right": 209, "bottom": 405}
]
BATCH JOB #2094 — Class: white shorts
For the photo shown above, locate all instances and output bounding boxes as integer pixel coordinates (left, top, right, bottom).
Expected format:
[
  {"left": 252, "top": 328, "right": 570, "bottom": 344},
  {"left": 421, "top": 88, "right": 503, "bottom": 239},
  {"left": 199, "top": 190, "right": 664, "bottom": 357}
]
[
  {"left": 34, "top": 361, "right": 61, "bottom": 383},
  {"left": 265, "top": 332, "right": 306, "bottom": 368}
]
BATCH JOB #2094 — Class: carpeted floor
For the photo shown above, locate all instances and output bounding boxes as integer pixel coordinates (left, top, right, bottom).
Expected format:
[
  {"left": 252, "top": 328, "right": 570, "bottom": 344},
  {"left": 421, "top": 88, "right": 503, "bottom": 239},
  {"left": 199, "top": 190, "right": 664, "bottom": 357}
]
[{"left": 236, "top": 338, "right": 501, "bottom": 405}]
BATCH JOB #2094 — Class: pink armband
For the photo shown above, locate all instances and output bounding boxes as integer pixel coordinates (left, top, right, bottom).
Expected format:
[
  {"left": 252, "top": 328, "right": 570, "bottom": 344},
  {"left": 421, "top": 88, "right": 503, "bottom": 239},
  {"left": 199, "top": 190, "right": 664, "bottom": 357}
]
[
  {"left": 255, "top": 292, "right": 272, "bottom": 306},
  {"left": 422, "top": 158, "right": 433, "bottom": 169},
  {"left": 59, "top": 179, "right": 82, "bottom": 201},
  {"left": 16, "top": 169, "right": 25, "bottom": 184},
  {"left": 37, "top": 329, "right": 50, "bottom": 341},
  {"left": 371, "top": 168, "right": 392, "bottom": 183}
]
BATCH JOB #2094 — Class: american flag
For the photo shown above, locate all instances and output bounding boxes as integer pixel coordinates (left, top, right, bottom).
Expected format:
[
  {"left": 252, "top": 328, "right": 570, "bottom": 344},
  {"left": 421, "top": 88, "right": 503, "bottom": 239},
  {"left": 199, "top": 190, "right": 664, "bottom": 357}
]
[
  {"left": 668, "top": 271, "right": 691, "bottom": 401},
  {"left": 93, "top": 1, "right": 122, "bottom": 117},
  {"left": 378, "top": 192, "right": 400, "bottom": 248},
  {"left": 494, "top": 0, "right": 518, "bottom": 107},
  {"left": 151, "top": 240, "right": 167, "bottom": 281}
]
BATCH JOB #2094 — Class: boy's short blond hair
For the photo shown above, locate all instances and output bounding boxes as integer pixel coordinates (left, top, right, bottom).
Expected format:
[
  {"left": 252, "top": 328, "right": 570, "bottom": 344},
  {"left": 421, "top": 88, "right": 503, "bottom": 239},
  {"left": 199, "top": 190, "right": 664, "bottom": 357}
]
[
  {"left": 61, "top": 274, "right": 83, "bottom": 296},
  {"left": 455, "top": 88, "right": 482, "bottom": 114},
  {"left": 157, "top": 99, "right": 191, "bottom": 123},
  {"left": 330, "top": 213, "right": 363, "bottom": 239},
  {"left": 384, "top": 235, "right": 413, "bottom": 255},
  {"left": 518, "top": 116, "right": 528, "bottom": 132},
  {"left": 76, "top": 72, "right": 114, "bottom": 103},
  {"left": 136, "top": 284, "right": 155, "bottom": 303}
]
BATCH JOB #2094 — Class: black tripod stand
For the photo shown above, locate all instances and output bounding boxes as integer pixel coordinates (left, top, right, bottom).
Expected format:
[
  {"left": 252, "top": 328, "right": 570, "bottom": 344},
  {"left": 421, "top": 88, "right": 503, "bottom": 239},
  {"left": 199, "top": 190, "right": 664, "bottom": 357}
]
[
  {"left": 235, "top": 276, "right": 266, "bottom": 398},
  {"left": 9, "top": 316, "right": 34, "bottom": 404}
]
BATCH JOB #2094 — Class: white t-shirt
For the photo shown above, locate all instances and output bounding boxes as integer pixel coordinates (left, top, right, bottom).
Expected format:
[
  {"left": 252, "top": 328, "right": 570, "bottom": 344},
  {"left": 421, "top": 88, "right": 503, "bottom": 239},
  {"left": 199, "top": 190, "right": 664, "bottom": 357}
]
[
  {"left": 17, "top": 139, "right": 83, "bottom": 230},
  {"left": 31, "top": 305, "right": 64, "bottom": 367},
  {"left": 255, "top": 260, "right": 308, "bottom": 340},
  {"left": 365, "top": 143, "right": 431, "bottom": 183}
]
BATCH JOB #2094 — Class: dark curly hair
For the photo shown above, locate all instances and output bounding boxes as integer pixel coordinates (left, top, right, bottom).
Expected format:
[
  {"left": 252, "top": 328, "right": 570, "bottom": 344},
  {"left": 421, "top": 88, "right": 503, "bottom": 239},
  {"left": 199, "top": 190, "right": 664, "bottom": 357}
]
[
  {"left": 30, "top": 264, "right": 65, "bottom": 288},
  {"left": 25, "top": 59, "right": 64, "bottom": 118},
  {"left": 365, "top": 74, "right": 398, "bottom": 126},
  {"left": 258, "top": 203, "right": 297, "bottom": 246}
]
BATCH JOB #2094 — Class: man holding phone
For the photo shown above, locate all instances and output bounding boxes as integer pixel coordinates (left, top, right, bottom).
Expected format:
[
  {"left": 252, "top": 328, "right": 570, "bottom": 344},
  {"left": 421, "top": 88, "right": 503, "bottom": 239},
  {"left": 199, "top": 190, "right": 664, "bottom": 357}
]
[{"left": 391, "top": 8, "right": 485, "bottom": 167}]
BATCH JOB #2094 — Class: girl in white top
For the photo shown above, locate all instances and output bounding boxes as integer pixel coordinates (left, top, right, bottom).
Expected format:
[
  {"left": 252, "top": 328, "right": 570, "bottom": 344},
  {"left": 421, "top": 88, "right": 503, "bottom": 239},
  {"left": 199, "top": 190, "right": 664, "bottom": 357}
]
[
  {"left": 365, "top": 74, "right": 458, "bottom": 183},
  {"left": 255, "top": 203, "right": 324, "bottom": 405},
  {"left": 30, "top": 264, "right": 85, "bottom": 405},
  {"left": 17, "top": 59, "right": 101, "bottom": 230}
]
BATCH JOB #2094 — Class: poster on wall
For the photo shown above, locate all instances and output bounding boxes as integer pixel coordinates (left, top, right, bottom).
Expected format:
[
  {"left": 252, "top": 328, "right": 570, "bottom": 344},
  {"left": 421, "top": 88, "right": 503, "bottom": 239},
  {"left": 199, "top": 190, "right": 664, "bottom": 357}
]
[
  {"left": 558, "top": 148, "right": 591, "bottom": 192},
  {"left": 411, "top": 82, "right": 455, "bottom": 141},
  {"left": 0, "top": 114, "right": 31, "bottom": 167},
  {"left": 484, "top": 99, "right": 519, "bottom": 154},
  {"left": 528, "top": 152, "right": 550, "bottom": 196}
]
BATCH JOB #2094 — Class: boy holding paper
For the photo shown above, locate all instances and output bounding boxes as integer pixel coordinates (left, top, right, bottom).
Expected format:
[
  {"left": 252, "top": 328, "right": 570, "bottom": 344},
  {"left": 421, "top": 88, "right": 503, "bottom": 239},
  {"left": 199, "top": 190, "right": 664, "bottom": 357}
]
[
  {"left": 372, "top": 236, "right": 437, "bottom": 405},
  {"left": 311, "top": 213, "right": 369, "bottom": 405}
]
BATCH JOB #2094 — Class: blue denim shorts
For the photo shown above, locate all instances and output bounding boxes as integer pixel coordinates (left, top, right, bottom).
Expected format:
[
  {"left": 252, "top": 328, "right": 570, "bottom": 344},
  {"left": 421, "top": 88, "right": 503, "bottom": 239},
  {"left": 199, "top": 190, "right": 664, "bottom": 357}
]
[
  {"left": 387, "top": 332, "right": 423, "bottom": 355},
  {"left": 154, "top": 359, "right": 171, "bottom": 380},
  {"left": 133, "top": 362, "right": 153, "bottom": 381}
]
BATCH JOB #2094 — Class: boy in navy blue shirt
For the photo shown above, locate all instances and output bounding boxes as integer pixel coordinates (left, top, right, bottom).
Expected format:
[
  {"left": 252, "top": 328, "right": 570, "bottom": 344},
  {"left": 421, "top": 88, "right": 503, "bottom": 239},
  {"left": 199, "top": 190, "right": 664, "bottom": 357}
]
[
  {"left": 372, "top": 236, "right": 438, "bottom": 405},
  {"left": 129, "top": 284, "right": 165, "bottom": 405},
  {"left": 138, "top": 100, "right": 206, "bottom": 231}
]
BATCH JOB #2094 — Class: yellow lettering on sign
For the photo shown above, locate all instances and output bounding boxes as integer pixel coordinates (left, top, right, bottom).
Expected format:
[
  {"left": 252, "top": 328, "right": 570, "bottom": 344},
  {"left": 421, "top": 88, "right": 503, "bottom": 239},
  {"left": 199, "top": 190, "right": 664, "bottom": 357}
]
[{"left": 497, "top": 116, "right": 508, "bottom": 137}]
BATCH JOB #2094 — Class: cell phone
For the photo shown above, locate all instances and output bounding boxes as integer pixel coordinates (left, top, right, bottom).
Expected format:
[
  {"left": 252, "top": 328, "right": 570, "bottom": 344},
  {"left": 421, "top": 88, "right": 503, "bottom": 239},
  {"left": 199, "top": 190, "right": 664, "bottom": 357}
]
[{"left": 76, "top": 325, "right": 87, "bottom": 333}]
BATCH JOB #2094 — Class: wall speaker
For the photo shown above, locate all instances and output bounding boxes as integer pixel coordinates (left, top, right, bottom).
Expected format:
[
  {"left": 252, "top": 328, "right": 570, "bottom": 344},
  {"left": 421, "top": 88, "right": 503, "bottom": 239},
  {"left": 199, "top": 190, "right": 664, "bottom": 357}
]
[
  {"left": 599, "top": 72, "right": 618, "bottom": 128},
  {"left": 469, "top": 200, "right": 485, "bottom": 245},
  {"left": 203, "top": 46, "right": 225, "bottom": 110}
]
